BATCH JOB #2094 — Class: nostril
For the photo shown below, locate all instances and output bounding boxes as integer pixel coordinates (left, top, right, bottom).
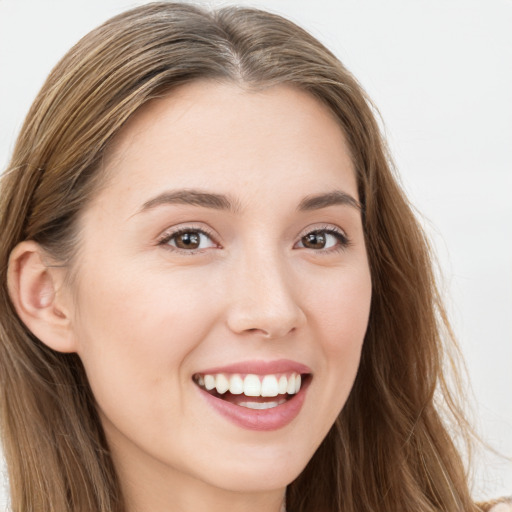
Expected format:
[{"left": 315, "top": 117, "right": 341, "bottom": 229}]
[{"left": 239, "top": 326, "right": 298, "bottom": 340}]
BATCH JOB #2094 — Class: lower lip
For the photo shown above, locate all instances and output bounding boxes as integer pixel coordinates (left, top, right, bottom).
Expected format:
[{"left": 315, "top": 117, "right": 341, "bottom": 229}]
[{"left": 197, "top": 378, "right": 310, "bottom": 431}]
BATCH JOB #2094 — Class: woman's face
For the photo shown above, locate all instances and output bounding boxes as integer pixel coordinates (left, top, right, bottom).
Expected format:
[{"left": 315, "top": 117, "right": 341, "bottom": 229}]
[{"left": 67, "top": 82, "right": 372, "bottom": 503}]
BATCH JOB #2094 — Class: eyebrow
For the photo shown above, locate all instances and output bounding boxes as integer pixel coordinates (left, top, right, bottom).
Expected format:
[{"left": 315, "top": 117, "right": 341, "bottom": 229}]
[
  {"left": 138, "top": 188, "right": 361, "bottom": 215},
  {"left": 140, "top": 189, "right": 240, "bottom": 214},
  {"left": 297, "top": 190, "right": 362, "bottom": 212}
]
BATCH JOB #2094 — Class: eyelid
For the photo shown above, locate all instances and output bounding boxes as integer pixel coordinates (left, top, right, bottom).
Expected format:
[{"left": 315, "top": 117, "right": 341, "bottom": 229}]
[{"left": 295, "top": 223, "right": 348, "bottom": 240}]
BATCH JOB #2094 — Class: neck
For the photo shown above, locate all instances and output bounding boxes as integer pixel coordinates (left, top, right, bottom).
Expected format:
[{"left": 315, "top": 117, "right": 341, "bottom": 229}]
[
  {"left": 112, "top": 443, "right": 286, "bottom": 512},
  {"left": 125, "top": 475, "right": 286, "bottom": 512}
]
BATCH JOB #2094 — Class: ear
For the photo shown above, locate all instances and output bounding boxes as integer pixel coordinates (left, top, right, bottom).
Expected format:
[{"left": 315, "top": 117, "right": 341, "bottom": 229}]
[{"left": 7, "top": 240, "right": 78, "bottom": 353}]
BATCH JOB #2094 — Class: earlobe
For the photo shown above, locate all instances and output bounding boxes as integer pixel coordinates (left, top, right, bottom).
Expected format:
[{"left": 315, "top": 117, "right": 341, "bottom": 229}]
[{"left": 7, "top": 241, "right": 77, "bottom": 353}]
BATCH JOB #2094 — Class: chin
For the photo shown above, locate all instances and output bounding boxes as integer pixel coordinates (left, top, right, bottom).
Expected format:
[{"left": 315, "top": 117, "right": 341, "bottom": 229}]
[{"left": 194, "top": 443, "right": 313, "bottom": 493}]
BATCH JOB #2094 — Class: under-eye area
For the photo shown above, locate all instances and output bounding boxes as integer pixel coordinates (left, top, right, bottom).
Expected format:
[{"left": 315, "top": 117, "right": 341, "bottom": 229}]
[{"left": 193, "top": 373, "right": 312, "bottom": 410}]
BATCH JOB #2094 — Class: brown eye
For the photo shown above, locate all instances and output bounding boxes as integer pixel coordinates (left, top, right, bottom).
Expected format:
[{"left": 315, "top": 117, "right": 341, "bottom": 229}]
[
  {"left": 163, "top": 229, "right": 217, "bottom": 251},
  {"left": 297, "top": 229, "right": 349, "bottom": 251},
  {"left": 301, "top": 232, "right": 327, "bottom": 249},
  {"left": 174, "top": 232, "right": 201, "bottom": 249}
]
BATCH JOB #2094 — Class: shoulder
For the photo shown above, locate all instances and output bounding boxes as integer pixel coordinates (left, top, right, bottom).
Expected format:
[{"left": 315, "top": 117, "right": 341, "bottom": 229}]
[{"left": 481, "top": 497, "right": 512, "bottom": 512}]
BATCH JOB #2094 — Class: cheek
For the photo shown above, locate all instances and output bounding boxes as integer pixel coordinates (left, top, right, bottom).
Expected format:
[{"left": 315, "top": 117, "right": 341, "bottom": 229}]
[
  {"left": 70, "top": 264, "right": 219, "bottom": 417},
  {"left": 312, "top": 261, "right": 372, "bottom": 348},
  {"left": 74, "top": 259, "right": 217, "bottom": 346},
  {"left": 306, "top": 262, "right": 371, "bottom": 421}
]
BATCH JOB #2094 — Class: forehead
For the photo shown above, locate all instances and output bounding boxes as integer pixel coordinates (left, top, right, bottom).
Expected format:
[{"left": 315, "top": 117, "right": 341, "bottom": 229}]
[{"left": 95, "top": 81, "right": 358, "bottom": 214}]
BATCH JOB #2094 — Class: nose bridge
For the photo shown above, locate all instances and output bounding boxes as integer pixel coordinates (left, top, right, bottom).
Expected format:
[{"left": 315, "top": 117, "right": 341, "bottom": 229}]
[{"left": 226, "top": 244, "right": 305, "bottom": 338}]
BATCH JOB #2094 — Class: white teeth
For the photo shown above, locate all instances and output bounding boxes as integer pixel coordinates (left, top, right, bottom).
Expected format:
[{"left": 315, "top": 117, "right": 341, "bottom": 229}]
[
  {"left": 243, "top": 374, "right": 261, "bottom": 397},
  {"left": 238, "top": 399, "right": 286, "bottom": 410},
  {"left": 261, "top": 375, "right": 279, "bottom": 397},
  {"left": 215, "top": 374, "right": 229, "bottom": 394},
  {"left": 204, "top": 374, "right": 216, "bottom": 391},
  {"left": 278, "top": 375, "right": 288, "bottom": 394},
  {"left": 229, "top": 374, "right": 244, "bottom": 395},
  {"left": 295, "top": 374, "right": 301, "bottom": 394},
  {"left": 198, "top": 372, "right": 303, "bottom": 397},
  {"left": 286, "top": 374, "right": 296, "bottom": 395}
]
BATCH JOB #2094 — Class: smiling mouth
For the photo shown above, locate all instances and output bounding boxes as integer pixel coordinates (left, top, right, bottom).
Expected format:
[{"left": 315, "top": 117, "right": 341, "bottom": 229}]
[{"left": 193, "top": 372, "right": 311, "bottom": 409}]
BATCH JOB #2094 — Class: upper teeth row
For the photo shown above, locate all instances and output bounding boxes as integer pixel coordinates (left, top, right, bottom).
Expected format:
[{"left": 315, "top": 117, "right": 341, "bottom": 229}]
[{"left": 197, "top": 373, "right": 302, "bottom": 397}]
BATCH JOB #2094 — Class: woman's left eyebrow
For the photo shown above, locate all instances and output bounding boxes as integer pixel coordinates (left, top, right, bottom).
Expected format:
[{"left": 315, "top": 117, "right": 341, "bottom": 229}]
[{"left": 297, "top": 190, "right": 362, "bottom": 212}]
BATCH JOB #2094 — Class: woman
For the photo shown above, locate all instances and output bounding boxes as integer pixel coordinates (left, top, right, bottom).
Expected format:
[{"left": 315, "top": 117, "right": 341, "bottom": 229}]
[{"left": 0, "top": 3, "right": 508, "bottom": 512}]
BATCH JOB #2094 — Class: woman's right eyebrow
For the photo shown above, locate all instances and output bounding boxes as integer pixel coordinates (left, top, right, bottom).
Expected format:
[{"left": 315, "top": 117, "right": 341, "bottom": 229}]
[
  {"left": 138, "top": 189, "right": 241, "bottom": 214},
  {"left": 297, "top": 190, "right": 361, "bottom": 212}
]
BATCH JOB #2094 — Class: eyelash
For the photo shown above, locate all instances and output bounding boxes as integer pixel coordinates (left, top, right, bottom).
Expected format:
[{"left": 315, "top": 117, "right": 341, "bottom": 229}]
[{"left": 157, "top": 225, "right": 351, "bottom": 255}]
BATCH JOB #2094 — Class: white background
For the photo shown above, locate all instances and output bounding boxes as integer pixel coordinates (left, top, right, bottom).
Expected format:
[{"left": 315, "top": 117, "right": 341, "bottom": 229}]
[{"left": 0, "top": 0, "right": 511, "bottom": 507}]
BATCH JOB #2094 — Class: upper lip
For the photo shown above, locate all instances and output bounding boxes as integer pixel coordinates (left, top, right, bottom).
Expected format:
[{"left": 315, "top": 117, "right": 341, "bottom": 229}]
[{"left": 195, "top": 359, "right": 312, "bottom": 376}]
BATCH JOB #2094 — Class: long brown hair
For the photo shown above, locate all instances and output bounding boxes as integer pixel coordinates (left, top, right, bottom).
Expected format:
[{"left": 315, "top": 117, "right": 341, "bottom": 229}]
[{"left": 0, "top": 3, "right": 480, "bottom": 511}]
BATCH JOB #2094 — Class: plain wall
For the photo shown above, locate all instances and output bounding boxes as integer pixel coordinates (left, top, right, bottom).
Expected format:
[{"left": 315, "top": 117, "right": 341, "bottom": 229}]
[{"left": 1, "top": 0, "right": 511, "bottom": 506}]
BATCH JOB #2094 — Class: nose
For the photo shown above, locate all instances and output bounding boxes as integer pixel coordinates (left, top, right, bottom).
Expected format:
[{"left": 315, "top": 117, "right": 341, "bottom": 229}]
[{"left": 225, "top": 251, "right": 306, "bottom": 339}]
